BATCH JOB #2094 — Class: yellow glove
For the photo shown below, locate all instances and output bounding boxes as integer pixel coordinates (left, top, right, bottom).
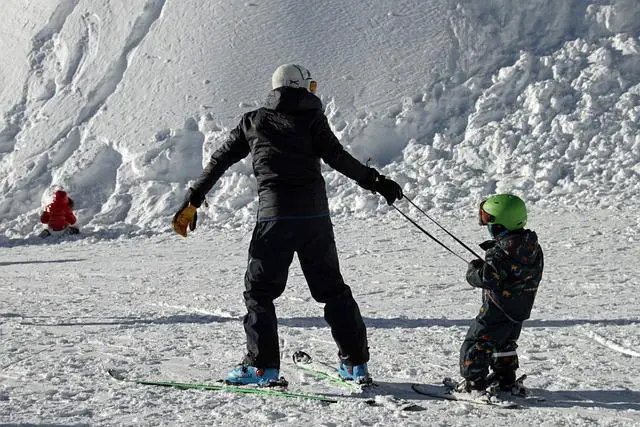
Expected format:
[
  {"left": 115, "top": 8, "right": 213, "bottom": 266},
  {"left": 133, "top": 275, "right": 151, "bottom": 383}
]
[{"left": 172, "top": 203, "right": 198, "bottom": 238}]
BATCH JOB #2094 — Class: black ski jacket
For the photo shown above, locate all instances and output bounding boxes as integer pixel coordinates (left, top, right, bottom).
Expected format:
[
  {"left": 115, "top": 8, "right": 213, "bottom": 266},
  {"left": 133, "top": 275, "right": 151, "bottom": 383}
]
[
  {"left": 466, "top": 229, "right": 544, "bottom": 322},
  {"left": 189, "top": 87, "right": 378, "bottom": 220}
]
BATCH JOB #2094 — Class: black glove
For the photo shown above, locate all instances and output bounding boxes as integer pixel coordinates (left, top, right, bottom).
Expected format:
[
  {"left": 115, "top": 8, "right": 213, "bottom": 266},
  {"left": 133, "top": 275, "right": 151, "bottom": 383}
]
[
  {"left": 466, "top": 258, "right": 485, "bottom": 288},
  {"left": 372, "top": 175, "right": 403, "bottom": 205},
  {"left": 67, "top": 197, "right": 74, "bottom": 209}
]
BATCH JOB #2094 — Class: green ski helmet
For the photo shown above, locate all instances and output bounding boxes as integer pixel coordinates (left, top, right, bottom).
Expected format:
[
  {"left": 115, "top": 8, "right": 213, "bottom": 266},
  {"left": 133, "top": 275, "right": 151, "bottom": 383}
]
[{"left": 478, "top": 194, "right": 527, "bottom": 231}]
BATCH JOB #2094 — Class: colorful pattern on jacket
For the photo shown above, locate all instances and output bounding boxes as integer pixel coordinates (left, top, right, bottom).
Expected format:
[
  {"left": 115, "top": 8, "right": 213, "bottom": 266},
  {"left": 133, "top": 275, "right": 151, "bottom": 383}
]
[{"left": 466, "top": 229, "right": 543, "bottom": 322}]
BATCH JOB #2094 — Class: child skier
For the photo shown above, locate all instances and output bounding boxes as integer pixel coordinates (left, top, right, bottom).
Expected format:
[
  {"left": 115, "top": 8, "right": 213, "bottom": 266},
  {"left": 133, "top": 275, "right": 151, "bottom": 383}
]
[
  {"left": 457, "top": 194, "right": 543, "bottom": 396},
  {"left": 40, "top": 189, "right": 79, "bottom": 237},
  {"left": 173, "top": 64, "right": 403, "bottom": 386}
]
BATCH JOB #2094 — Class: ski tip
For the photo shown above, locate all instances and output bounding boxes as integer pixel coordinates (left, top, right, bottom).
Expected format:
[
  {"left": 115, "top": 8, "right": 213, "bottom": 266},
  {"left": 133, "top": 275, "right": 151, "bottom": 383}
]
[
  {"left": 365, "top": 396, "right": 425, "bottom": 411},
  {"left": 107, "top": 368, "right": 126, "bottom": 381}
]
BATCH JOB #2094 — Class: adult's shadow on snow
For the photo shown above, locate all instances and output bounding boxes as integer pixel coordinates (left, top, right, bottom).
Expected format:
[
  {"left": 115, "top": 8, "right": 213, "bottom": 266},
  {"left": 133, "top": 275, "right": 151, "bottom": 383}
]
[
  {"left": 20, "top": 314, "right": 636, "bottom": 329},
  {"left": 277, "top": 317, "right": 640, "bottom": 329},
  {"left": 0, "top": 258, "right": 87, "bottom": 267},
  {"left": 19, "top": 314, "right": 240, "bottom": 327}
]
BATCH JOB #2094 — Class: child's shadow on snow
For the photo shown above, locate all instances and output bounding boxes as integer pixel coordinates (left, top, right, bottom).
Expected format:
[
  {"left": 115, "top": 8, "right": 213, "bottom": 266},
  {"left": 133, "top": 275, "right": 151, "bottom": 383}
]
[
  {"left": 372, "top": 381, "right": 640, "bottom": 411},
  {"left": 528, "top": 388, "right": 640, "bottom": 410}
]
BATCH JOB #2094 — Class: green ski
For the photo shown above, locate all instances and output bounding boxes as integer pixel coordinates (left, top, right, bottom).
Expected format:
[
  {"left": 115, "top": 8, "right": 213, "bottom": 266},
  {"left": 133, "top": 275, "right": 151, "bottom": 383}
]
[
  {"left": 292, "top": 350, "right": 368, "bottom": 391},
  {"left": 107, "top": 369, "right": 337, "bottom": 403},
  {"left": 291, "top": 351, "right": 425, "bottom": 412}
]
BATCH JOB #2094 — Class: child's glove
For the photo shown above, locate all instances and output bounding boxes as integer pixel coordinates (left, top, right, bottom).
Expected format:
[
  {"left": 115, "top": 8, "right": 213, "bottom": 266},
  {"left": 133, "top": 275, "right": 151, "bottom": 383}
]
[
  {"left": 172, "top": 201, "right": 198, "bottom": 238},
  {"left": 466, "top": 259, "right": 485, "bottom": 287},
  {"left": 479, "top": 240, "right": 496, "bottom": 250}
]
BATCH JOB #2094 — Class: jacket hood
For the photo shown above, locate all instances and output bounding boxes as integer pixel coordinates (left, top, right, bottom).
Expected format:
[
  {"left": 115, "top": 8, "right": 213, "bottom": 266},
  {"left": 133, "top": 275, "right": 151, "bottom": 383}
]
[
  {"left": 263, "top": 87, "right": 322, "bottom": 114},
  {"left": 496, "top": 229, "right": 540, "bottom": 265},
  {"left": 53, "top": 190, "right": 68, "bottom": 203}
]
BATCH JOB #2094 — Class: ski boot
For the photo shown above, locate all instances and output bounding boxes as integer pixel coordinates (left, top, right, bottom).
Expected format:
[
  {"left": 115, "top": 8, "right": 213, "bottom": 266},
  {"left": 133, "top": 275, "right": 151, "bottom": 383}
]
[
  {"left": 454, "top": 377, "right": 488, "bottom": 392},
  {"left": 452, "top": 377, "right": 490, "bottom": 399},
  {"left": 224, "top": 365, "right": 283, "bottom": 386},
  {"left": 487, "top": 372, "right": 527, "bottom": 397},
  {"left": 338, "top": 361, "right": 372, "bottom": 385}
]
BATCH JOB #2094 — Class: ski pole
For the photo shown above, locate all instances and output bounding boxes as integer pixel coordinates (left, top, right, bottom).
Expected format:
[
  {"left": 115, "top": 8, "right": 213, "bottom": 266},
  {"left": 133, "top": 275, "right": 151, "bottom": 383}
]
[
  {"left": 403, "top": 196, "right": 483, "bottom": 260},
  {"left": 391, "top": 205, "right": 470, "bottom": 264}
]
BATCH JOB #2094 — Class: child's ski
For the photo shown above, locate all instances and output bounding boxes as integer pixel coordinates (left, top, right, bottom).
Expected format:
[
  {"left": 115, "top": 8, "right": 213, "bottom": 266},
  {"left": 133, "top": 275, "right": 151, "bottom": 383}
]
[
  {"left": 488, "top": 375, "right": 546, "bottom": 403},
  {"left": 107, "top": 369, "right": 338, "bottom": 403},
  {"left": 411, "top": 377, "right": 518, "bottom": 408}
]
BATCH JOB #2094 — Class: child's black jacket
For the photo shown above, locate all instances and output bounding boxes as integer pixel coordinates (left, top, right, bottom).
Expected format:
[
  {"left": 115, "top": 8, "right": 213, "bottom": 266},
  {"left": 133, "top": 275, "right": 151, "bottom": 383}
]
[{"left": 466, "top": 229, "right": 543, "bottom": 322}]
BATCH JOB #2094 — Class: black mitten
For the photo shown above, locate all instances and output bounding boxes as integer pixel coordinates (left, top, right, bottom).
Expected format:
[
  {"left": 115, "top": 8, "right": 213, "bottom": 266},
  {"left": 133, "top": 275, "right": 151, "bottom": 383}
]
[
  {"left": 372, "top": 175, "right": 403, "bottom": 205},
  {"left": 466, "top": 259, "right": 485, "bottom": 288}
]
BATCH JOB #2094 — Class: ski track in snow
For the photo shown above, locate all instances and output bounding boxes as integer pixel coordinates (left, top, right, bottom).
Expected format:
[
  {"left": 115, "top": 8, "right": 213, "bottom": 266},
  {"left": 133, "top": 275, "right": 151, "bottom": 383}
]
[
  {"left": 75, "top": 0, "right": 167, "bottom": 127},
  {"left": 0, "top": 0, "right": 80, "bottom": 153},
  {"left": 583, "top": 330, "right": 640, "bottom": 358}
]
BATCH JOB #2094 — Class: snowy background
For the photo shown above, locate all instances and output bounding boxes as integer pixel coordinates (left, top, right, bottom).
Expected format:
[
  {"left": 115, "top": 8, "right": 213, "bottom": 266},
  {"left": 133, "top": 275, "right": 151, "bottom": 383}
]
[{"left": 1, "top": 0, "right": 639, "bottom": 425}]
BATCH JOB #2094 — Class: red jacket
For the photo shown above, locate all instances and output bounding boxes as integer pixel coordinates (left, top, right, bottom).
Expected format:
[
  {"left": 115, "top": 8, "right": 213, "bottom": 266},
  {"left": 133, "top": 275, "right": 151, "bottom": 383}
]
[{"left": 41, "top": 190, "right": 76, "bottom": 231}]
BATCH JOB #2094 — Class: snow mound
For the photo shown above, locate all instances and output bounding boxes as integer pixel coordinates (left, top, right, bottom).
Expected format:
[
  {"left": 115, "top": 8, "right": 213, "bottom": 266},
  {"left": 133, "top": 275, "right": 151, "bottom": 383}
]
[{"left": 0, "top": 0, "right": 638, "bottom": 238}]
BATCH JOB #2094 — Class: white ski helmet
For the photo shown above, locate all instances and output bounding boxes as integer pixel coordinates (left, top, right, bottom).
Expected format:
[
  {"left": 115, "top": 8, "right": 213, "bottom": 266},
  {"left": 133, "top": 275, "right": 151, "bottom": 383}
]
[{"left": 271, "top": 64, "right": 316, "bottom": 92}]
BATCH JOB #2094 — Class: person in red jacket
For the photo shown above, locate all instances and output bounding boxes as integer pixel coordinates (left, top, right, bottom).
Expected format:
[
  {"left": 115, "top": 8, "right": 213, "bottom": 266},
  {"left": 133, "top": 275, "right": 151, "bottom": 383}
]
[{"left": 40, "top": 190, "right": 79, "bottom": 237}]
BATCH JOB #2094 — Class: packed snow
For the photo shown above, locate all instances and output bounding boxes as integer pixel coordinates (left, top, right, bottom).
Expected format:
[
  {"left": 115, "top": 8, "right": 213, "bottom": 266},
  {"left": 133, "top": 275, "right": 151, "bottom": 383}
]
[{"left": 1, "top": 0, "right": 639, "bottom": 426}]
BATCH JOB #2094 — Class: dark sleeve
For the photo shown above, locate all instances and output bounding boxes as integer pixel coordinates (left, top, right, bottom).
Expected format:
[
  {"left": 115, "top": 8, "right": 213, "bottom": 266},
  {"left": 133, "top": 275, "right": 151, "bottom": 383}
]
[
  {"left": 310, "top": 114, "right": 378, "bottom": 190},
  {"left": 40, "top": 211, "right": 50, "bottom": 224},
  {"left": 479, "top": 240, "right": 496, "bottom": 250},
  {"left": 466, "top": 248, "right": 508, "bottom": 291},
  {"left": 188, "top": 119, "right": 250, "bottom": 207}
]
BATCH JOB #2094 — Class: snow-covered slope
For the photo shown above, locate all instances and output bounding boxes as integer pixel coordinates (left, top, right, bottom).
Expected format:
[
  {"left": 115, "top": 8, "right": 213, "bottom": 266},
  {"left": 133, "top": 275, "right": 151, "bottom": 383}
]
[
  {"left": 0, "top": 0, "right": 639, "bottom": 238},
  {"left": 1, "top": 211, "right": 639, "bottom": 426}
]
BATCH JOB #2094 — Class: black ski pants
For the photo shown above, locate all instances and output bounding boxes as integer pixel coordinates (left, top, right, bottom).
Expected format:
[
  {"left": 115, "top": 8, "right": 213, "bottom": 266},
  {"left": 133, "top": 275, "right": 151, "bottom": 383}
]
[
  {"left": 242, "top": 216, "right": 369, "bottom": 369},
  {"left": 460, "top": 299, "right": 522, "bottom": 382}
]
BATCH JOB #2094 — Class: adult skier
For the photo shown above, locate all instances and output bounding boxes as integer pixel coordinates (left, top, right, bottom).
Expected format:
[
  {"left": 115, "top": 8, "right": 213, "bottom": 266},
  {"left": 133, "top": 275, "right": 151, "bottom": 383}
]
[
  {"left": 457, "top": 194, "right": 543, "bottom": 396},
  {"left": 172, "top": 64, "right": 403, "bottom": 386}
]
